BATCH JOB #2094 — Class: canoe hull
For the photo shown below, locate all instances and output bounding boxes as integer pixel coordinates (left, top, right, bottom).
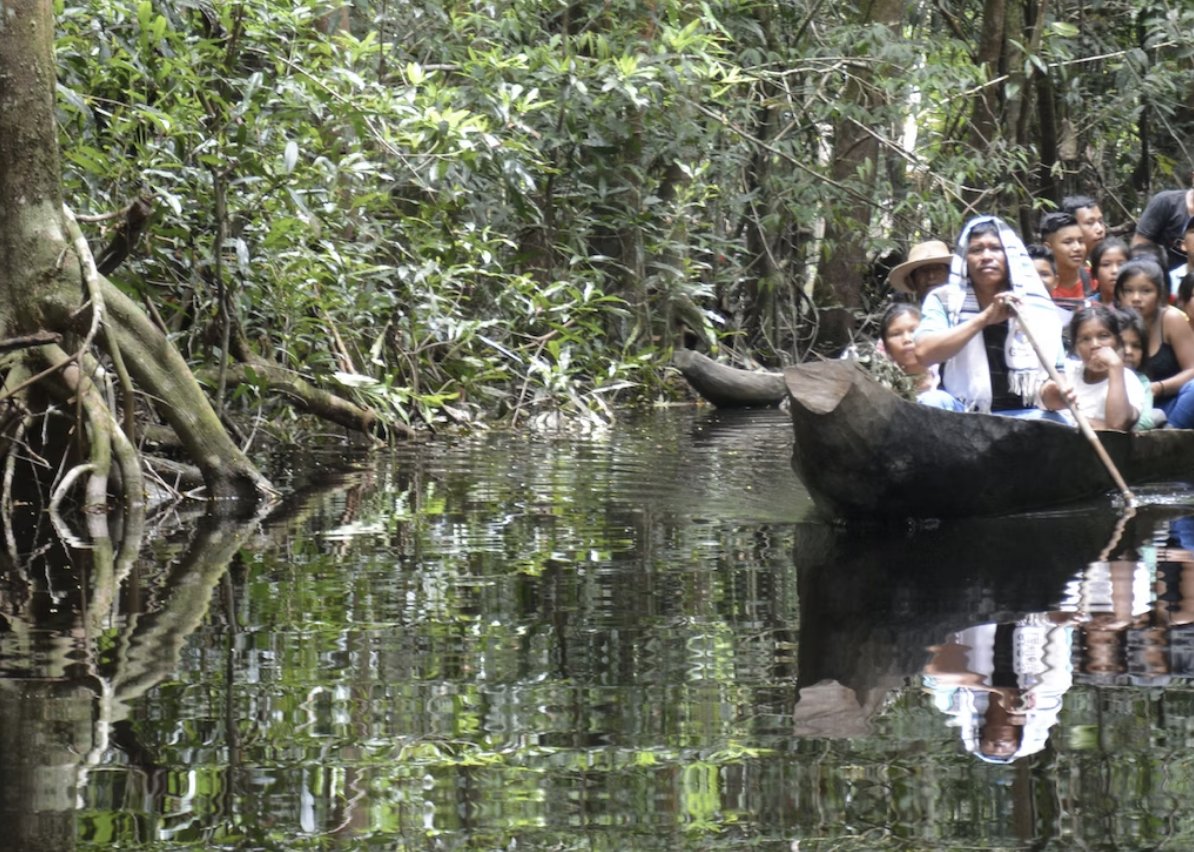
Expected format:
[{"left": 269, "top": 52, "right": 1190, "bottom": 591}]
[{"left": 784, "top": 360, "right": 1194, "bottom": 520}]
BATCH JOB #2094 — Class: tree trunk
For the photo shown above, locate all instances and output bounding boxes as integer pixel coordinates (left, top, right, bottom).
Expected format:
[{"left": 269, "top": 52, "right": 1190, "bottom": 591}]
[
  {"left": 816, "top": 0, "right": 905, "bottom": 350},
  {"left": 0, "top": 0, "right": 273, "bottom": 517}
]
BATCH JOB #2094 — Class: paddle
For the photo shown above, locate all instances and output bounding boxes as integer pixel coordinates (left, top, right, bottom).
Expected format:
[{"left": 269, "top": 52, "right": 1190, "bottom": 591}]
[{"left": 1009, "top": 303, "right": 1137, "bottom": 506}]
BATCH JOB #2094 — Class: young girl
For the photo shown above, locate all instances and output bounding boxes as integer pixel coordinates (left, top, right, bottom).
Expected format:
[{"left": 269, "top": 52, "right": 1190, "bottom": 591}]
[
  {"left": 879, "top": 303, "right": 962, "bottom": 410},
  {"left": 1118, "top": 307, "right": 1157, "bottom": 430},
  {"left": 1114, "top": 258, "right": 1194, "bottom": 428},
  {"left": 1039, "top": 304, "right": 1143, "bottom": 431},
  {"left": 1090, "top": 237, "right": 1129, "bottom": 305}
]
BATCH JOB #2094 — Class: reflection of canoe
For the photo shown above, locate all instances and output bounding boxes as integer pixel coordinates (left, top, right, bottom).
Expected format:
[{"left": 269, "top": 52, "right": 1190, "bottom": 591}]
[
  {"left": 784, "top": 359, "right": 1194, "bottom": 520},
  {"left": 673, "top": 348, "right": 786, "bottom": 408},
  {"left": 791, "top": 509, "right": 1131, "bottom": 736}
]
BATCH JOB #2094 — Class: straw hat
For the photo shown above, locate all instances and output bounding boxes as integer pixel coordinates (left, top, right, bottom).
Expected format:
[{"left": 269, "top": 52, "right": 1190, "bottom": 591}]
[{"left": 887, "top": 240, "right": 952, "bottom": 294}]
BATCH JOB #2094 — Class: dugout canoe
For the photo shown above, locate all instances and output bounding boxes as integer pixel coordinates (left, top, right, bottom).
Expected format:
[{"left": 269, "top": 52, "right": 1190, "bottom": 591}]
[
  {"left": 784, "top": 359, "right": 1194, "bottom": 520},
  {"left": 672, "top": 348, "right": 787, "bottom": 408}
]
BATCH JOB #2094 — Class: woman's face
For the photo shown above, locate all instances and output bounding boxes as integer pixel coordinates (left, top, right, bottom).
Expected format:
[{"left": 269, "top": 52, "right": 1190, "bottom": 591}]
[
  {"left": 1073, "top": 318, "right": 1117, "bottom": 373},
  {"left": 966, "top": 232, "right": 1007, "bottom": 290},
  {"left": 1119, "top": 273, "right": 1161, "bottom": 320},
  {"left": 1095, "top": 248, "right": 1127, "bottom": 288},
  {"left": 883, "top": 312, "right": 921, "bottom": 373}
]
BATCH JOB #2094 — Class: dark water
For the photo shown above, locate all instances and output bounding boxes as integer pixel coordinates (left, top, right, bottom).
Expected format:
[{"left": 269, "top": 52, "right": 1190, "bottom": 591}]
[{"left": 3, "top": 406, "right": 1194, "bottom": 850}]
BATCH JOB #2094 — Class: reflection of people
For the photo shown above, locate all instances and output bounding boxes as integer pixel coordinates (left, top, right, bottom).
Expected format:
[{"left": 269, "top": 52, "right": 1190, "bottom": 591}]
[{"left": 924, "top": 616, "right": 1077, "bottom": 763}]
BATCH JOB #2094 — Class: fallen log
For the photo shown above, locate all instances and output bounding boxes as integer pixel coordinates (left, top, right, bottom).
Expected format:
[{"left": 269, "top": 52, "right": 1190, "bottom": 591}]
[{"left": 672, "top": 348, "right": 787, "bottom": 408}]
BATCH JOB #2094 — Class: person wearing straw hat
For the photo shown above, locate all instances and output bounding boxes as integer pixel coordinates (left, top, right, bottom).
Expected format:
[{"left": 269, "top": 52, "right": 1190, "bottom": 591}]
[{"left": 887, "top": 239, "right": 953, "bottom": 303}]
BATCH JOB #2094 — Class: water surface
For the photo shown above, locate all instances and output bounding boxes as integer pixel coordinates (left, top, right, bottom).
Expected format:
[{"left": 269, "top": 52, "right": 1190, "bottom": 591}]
[{"left": 2, "top": 406, "right": 1194, "bottom": 850}]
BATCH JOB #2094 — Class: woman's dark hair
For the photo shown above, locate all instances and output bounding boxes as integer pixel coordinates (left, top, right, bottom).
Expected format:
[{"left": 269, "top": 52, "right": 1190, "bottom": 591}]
[
  {"left": 1066, "top": 303, "right": 1123, "bottom": 355},
  {"left": 1129, "top": 241, "right": 1169, "bottom": 269},
  {"left": 1113, "top": 258, "right": 1167, "bottom": 304},
  {"left": 1025, "top": 243, "right": 1055, "bottom": 267},
  {"left": 1115, "top": 306, "right": 1149, "bottom": 353},
  {"left": 880, "top": 302, "right": 921, "bottom": 341},
  {"left": 1179, "top": 272, "right": 1194, "bottom": 309},
  {"left": 1090, "top": 237, "right": 1129, "bottom": 272},
  {"left": 968, "top": 220, "right": 1000, "bottom": 242}
]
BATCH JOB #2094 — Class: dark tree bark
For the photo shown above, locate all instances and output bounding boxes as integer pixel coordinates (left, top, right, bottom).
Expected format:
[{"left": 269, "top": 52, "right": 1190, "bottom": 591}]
[
  {"left": 815, "top": 0, "right": 905, "bottom": 350},
  {"left": 0, "top": 0, "right": 274, "bottom": 518}
]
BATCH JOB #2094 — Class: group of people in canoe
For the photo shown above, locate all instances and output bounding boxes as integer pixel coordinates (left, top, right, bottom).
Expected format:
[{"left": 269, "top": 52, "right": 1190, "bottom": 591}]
[{"left": 878, "top": 184, "right": 1194, "bottom": 432}]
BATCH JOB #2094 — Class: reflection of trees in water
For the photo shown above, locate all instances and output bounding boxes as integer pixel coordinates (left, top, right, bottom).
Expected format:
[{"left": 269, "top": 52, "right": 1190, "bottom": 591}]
[{"left": 0, "top": 469, "right": 368, "bottom": 851}]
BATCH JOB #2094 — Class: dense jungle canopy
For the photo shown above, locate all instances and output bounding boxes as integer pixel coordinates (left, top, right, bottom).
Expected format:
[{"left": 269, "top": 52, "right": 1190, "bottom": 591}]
[{"left": 2, "top": 0, "right": 1194, "bottom": 515}]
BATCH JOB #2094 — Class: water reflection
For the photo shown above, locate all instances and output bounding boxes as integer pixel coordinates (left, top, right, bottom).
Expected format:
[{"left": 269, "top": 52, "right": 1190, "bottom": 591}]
[
  {"left": 0, "top": 469, "right": 366, "bottom": 852},
  {"left": 7, "top": 406, "right": 1194, "bottom": 849},
  {"left": 925, "top": 611, "right": 1078, "bottom": 762},
  {"left": 794, "top": 502, "right": 1194, "bottom": 769}
]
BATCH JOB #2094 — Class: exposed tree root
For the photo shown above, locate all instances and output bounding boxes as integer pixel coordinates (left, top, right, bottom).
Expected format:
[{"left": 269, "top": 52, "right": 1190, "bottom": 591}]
[
  {"left": 99, "top": 281, "right": 278, "bottom": 504},
  {"left": 0, "top": 331, "right": 61, "bottom": 353},
  {"left": 196, "top": 360, "right": 414, "bottom": 441}
]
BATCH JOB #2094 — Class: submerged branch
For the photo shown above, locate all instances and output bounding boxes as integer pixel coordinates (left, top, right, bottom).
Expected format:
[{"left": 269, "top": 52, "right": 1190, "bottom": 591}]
[{"left": 197, "top": 360, "right": 414, "bottom": 440}]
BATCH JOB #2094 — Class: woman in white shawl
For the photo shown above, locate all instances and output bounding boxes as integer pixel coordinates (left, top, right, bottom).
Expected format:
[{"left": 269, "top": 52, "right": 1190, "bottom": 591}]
[{"left": 916, "top": 215, "right": 1064, "bottom": 414}]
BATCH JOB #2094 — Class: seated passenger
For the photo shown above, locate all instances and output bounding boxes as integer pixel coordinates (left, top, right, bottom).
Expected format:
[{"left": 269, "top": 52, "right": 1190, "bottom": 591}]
[
  {"left": 1027, "top": 242, "right": 1076, "bottom": 331},
  {"left": 886, "top": 240, "right": 953, "bottom": 304},
  {"left": 1090, "top": 237, "right": 1129, "bottom": 304},
  {"left": 1178, "top": 272, "right": 1194, "bottom": 324},
  {"left": 1114, "top": 258, "right": 1194, "bottom": 428},
  {"left": 1169, "top": 215, "right": 1194, "bottom": 299},
  {"left": 1039, "top": 211, "right": 1091, "bottom": 312},
  {"left": 879, "top": 303, "right": 963, "bottom": 410},
  {"left": 1038, "top": 304, "right": 1142, "bottom": 431},
  {"left": 1026, "top": 243, "right": 1058, "bottom": 293},
  {"left": 916, "top": 216, "right": 1063, "bottom": 414},
  {"left": 1061, "top": 194, "right": 1107, "bottom": 258},
  {"left": 1129, "top": 240, "right": 1170, "bottom": 270},
  {"left": 1117, "top": 307, "right": 1162, "bottom": 429}
]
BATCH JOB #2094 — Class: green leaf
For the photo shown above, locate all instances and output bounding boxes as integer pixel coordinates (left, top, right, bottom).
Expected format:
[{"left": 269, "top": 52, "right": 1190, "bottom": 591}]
[{"left": 283, "top": 140, "right": 299, "bottom": 175}]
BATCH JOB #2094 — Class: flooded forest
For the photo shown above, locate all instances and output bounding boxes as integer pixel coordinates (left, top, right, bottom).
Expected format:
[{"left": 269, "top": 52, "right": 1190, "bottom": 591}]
[{"left": 1, "top": 0, "right": 1194, "bottom": 849}]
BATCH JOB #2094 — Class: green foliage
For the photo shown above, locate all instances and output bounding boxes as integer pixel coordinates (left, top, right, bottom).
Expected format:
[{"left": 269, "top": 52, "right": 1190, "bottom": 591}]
[{"left": 51, "top": 0, "right": 1194, "bottom": 434}]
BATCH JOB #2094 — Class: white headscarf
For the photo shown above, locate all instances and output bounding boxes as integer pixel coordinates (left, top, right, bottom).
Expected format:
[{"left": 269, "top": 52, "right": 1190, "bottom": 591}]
[{"left": 933, "top": 215, "right": 1063, "bottom": 412}]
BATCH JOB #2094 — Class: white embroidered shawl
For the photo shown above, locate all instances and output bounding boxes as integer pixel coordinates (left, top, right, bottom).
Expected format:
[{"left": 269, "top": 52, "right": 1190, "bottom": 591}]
[{"left": 934, "top": 216, "right": 1062, "bottom": 412}]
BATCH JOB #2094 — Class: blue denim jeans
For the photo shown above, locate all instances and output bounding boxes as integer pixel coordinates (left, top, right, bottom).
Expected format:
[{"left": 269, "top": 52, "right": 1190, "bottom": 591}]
[
  {"left": 916, "top": 389, "right": 965, "bottom": 411},
  {"left": 1159, "top": 380, "right": 1194, "bottom": 429}
]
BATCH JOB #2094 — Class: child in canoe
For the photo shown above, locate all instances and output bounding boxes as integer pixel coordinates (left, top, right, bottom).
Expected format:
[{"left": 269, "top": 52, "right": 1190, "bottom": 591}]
[
  {"left": 879, "top": 302, "right": 964, "bottom": 410},
  {"left": 1038, "top": 303, "right": 1143, "bottom": 431},
  {"left": 1118, "top": 307, "right": 1162, "bottom": 429}
]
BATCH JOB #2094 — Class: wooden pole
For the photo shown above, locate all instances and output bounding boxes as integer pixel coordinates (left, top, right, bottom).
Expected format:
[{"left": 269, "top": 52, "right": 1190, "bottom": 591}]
[{"left": 1011, "top": 305, "right": 1136, "bottom": 505}]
